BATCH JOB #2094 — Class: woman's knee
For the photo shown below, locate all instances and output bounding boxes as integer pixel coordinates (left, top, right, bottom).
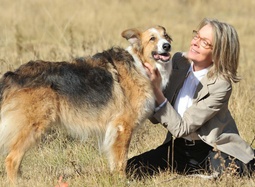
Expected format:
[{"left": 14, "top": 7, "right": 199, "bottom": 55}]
[
  {"left": 126, "top": 143, "right": 172, "bottom": 178},
  {"left": 206, "top": 150, "right": 253, "bottom": 176}
]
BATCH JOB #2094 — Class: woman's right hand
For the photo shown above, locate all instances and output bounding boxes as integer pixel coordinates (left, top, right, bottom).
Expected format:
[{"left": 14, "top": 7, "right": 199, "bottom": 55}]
[{"left": 144, "top": 63, "right": 166, "bottom": 106}]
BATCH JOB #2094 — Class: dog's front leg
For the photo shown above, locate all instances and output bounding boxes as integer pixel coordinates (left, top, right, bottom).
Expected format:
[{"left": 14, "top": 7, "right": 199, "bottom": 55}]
[{"left": 103, "top": 118, "right": 134, "bottom": 175}]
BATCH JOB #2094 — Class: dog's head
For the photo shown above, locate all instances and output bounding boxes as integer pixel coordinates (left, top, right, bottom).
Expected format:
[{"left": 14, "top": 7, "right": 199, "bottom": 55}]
[
  {"left": 122, "top": 25, "right": 172, "bottom": 89},
  {"left": 122, "top": 25, "right": 172, "bottom": 68}
]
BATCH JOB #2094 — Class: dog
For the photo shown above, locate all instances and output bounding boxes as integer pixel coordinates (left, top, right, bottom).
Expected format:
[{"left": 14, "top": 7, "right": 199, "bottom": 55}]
[{"left": 0, "top": 25, "right": 172, "bottom": 183}]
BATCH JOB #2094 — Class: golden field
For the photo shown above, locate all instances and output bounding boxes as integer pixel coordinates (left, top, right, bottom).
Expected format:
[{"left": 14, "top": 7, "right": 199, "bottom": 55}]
[{"left": 0, "top": 0, "right": 254, "bottom": 186}]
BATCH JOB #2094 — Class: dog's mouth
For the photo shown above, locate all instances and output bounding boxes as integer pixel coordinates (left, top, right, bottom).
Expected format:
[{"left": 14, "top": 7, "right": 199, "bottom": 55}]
[{"left": 152, "top": 52, "right": 171, "bottom": 62}]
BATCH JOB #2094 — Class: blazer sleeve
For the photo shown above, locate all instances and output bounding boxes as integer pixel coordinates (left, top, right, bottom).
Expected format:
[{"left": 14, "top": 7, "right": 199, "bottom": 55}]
[
  {"left": 148, "top": 52, "right": 190, "bottom": 124},
  {"left": 153, "top": 77, "right": 232, "bottom": 138}
]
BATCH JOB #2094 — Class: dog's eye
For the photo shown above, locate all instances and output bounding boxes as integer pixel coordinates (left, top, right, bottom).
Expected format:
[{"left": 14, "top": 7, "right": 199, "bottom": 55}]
[
  {"left": 150, "top": 36, "right": 156, "bottom": 42},
  {"left": 164, "top": 34, "right": 172, "bottom": 42}
]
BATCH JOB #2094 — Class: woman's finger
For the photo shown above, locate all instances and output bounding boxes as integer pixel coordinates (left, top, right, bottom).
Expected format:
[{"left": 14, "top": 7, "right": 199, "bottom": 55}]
[{"left": 144, "top": 63, "right": 154, "bottom": 74}]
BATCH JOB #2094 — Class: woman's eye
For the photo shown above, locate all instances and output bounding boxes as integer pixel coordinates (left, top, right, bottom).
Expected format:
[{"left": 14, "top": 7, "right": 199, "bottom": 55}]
[{"left": 202, "top": 39, "right": 209, "bottom": 46}]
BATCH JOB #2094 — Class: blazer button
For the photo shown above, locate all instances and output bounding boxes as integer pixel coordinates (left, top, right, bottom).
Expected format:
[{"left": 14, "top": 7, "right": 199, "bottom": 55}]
[{"left": 163, "top": 123, "right": 168, "bottom": 128}]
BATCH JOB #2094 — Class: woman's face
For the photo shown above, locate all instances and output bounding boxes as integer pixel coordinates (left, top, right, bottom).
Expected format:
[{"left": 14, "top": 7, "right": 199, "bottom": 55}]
[{"left": 187, "top": 24, "right": 213, "bottom": 71}]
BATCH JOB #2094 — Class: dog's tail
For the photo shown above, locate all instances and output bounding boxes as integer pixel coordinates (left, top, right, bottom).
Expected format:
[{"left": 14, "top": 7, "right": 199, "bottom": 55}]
[
  {"left": 0, "top": 72, "right": 10, "bottom": 113},
  {"left": 0, "top": 72, "right": 21, "bottom": 155},
  {"left": 0, "top": 74, "right": 9, "bottom": 154},
  {"left": 0, "top": 113, "right": 24, "bottom": 155},
  {"left": 0, "top": 77, "right": 4, "bottom": 108}
]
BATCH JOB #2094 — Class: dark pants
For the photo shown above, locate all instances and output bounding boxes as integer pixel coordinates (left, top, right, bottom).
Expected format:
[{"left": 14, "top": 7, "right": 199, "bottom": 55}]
[{"left": 126, "top": 138, "right": 255, "bottom": 179}]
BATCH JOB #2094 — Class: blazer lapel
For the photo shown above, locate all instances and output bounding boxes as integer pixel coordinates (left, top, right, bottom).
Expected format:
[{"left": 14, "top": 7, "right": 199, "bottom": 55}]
[
  {"left": 164, "top": 65, "right": 190, "bottom": 104},
  {"left": 164, "top": 52, "right": 191, "bottom": 104},
  {"left": 193, "top": 76, "right": 217, "bottom": 102}
]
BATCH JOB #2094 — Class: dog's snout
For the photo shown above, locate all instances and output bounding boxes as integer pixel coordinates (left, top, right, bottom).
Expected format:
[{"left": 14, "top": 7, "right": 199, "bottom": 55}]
[{"left": 163, "top": 43, "right": 171, "bottom": 51}]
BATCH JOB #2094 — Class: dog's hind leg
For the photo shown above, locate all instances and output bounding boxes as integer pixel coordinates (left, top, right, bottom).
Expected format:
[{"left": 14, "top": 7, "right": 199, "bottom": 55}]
[
  {"left": 0, "top": 88, "right": 57, "bottom": 184},
  {"left": 3, "top": 110, "right": 54, "bottom": 185},
  {"left": 103, "top": 116, "right": 135, "bottom": 174},
  {"left": 5, "top": 147, "right": 26, "bottom": 184},
  {"left": 6, "top": 125, "right": 47, "bottom": 181}
]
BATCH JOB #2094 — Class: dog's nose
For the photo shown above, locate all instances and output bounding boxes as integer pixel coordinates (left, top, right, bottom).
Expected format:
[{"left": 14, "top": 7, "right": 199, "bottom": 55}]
[{"left": 163, "top": 43, "right": 171, "bottom": 51}]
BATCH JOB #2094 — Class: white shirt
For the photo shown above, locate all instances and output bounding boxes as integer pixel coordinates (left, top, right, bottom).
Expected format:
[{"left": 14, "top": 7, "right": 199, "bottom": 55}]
[
  {"left": 174, "top": 62, "right": 210, "bottom": 140},
  {"left": 174, "top": 62, "right": 210, "bottom": 117}
]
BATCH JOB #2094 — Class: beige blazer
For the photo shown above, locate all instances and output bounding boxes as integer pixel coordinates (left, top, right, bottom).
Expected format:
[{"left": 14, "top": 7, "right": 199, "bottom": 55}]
[{"left": 152, "top": 52, "right": 254, "bottom": 164}]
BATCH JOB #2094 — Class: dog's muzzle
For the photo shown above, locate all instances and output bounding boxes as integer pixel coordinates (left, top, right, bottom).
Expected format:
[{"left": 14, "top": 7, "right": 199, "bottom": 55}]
[
  {"left": 152, "top": 42, "right": 171, "bottom": 62},
  {"left": 163, "top": 43, "right": 171, "bottom": 52}
]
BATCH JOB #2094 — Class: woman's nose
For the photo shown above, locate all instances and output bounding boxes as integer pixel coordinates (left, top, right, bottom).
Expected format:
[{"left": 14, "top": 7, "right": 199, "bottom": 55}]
[{"left": 191, "top": 38, "right": 200, "bottom": 47}]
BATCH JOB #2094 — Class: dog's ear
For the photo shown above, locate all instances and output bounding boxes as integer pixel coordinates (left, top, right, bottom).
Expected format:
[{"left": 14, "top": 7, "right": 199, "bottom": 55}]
[{"left": 121, "top": 28, "right": 141, "bottom": 45}]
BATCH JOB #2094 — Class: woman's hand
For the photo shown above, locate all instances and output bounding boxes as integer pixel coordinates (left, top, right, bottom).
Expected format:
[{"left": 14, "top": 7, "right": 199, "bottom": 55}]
[
  {"left": 144, "top": 63, "right": 166, "bottom": 106},
  {"left": 144, "top": 63, "right": 162, "bottom": 88}
]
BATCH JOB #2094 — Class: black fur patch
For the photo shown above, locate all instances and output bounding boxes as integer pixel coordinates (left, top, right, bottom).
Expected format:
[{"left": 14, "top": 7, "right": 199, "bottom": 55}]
[
  {"left": 47, "top": 61, "right": 114, "bottom": 107},
  {"left": 0, "top": 47, "right": 136, "bottom": 107}
]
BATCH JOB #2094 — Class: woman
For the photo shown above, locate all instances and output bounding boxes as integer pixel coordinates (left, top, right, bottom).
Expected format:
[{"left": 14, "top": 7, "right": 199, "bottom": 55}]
[{"left": 127, "top": 18, "right": 255, "bottom": 178}]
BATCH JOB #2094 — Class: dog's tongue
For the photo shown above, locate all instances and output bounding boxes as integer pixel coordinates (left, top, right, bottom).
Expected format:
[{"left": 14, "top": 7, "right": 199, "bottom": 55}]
[{"left": 153, "top": 53, "right": 170, "bottom": 61}]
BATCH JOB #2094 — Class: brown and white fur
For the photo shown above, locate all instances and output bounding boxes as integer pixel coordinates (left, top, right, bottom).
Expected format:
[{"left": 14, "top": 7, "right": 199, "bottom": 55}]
[{"left": 0, "top": 25, "right": 172, "bottom": 184}]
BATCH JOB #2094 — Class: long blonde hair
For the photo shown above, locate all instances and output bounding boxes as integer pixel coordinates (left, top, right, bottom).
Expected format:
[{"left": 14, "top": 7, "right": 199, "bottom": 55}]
[{"left": 197, "top": 18, "right": 241, "bottom": 83}]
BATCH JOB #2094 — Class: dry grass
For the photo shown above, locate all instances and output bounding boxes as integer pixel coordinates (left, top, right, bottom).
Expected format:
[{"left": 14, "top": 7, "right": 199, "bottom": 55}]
[{"left": 0, "top": 0, "right": 254, "bottom": 186}]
